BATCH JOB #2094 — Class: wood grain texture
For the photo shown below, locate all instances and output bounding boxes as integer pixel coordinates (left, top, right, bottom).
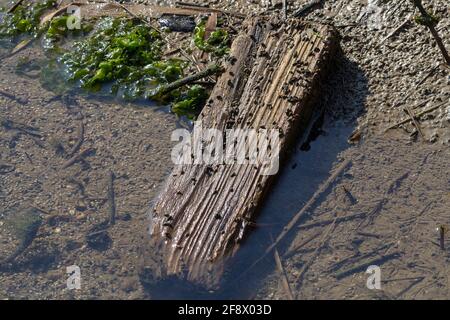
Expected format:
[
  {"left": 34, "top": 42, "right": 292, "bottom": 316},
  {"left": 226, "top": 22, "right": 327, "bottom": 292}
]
[{"left": 140, "top": 17, "right": 339, "bottom": 291}]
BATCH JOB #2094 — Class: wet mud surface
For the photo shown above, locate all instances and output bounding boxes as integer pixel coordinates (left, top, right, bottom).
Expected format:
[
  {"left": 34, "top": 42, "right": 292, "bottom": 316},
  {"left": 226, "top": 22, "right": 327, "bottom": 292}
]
[{"left": 0, "top": 0, "right": 449, "bottom": 299}]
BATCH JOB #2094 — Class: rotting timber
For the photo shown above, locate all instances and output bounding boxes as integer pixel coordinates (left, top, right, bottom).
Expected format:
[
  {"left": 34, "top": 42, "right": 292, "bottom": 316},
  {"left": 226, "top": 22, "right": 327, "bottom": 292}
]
[{"left": 140, "top": 16, "right": 339, "bottom": 292}]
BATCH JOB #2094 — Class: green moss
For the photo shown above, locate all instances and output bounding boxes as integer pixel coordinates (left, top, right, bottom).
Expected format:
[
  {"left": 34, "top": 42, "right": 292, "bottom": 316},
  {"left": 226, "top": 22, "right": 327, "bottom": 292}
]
[
  {"left": 0, "top": 0, "right": 56, "bottom": 38},
  {"left": 193, "top": 21, "right": 230, "bottom": 57}
]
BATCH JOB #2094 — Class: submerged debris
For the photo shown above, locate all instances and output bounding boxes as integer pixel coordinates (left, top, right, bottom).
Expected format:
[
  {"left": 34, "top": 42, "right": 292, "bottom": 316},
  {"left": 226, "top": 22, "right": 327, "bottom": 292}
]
[
  {"left": 0, "top": 2, "right": 233, "bottom": 118},
  {"left": 1, "top": 208, "right": 43, "bottom": 266},
  {"left": 59, "top": 17, "right": 185, "bottom": 100},
  {"left": 159, "top": 14, "right": 196, "bottom": 33}
]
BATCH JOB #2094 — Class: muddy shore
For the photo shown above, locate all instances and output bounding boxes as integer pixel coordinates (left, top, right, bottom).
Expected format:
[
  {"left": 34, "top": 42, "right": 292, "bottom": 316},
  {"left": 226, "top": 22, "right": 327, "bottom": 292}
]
[{"left": 0, "top": 0, "right": 449, "bottom": 299}]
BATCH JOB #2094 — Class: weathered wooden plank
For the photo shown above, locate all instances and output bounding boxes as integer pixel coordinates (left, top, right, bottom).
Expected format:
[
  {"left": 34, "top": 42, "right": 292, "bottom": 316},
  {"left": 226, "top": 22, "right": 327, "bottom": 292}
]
[{"left": 140, "top": 17, "right": 339, "bottom": 292}]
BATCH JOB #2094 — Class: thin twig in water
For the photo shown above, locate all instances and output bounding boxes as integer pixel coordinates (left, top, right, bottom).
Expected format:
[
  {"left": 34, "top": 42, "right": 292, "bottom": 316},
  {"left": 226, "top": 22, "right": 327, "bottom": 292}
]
[
  {"left": 297, "top": 211, "right": 366, "bottom": 230},
  {"left": 282, "top": 0, "right": 288, "bottom": 20},
  {"left": 61, "top": 148, "right": 94, "bottom": 169},
  {"left": 7, "top": 0, "right": 25, "bottom": 13},
  {"left": 107, "top": 170, "right": 116, "bottom": 225},
  {"left": 295, "top": 216, "right": 338, "bottom": 295},
  {"left": 115, "top": 2, "right": 203, "bottom": 70},
  {"left": 380, "top": 13, "right": 413, "bottom": 44},
  {"left": 334, "top": 252, "right": 400, "bottom": 280},
  {"left": 156, "top": 64, "right": 223, "bottom": 96},
  {"left": 68, "top": 116, "right": 84, "bottom": 158},
  {"left": 271, "top": 234, "right": 294, "bottom": 300},
  {"left": 0, "top": 89, "right": 28, "bottom": 104}
]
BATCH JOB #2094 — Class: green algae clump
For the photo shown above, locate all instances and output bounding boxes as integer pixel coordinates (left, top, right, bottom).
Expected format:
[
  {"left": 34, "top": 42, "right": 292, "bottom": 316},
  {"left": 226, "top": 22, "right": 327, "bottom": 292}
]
[
  {"left": 0, "top": 0, "right": 56, "bottom": 38},
  {"left": 172, "top": 85, "right": 209, "bottom": 119},
  {"left": 59, "top": 17, "right": 187, "bottom": 101},
  {"left": 193, "top": 21, "right": 230, "bottom": 57}
]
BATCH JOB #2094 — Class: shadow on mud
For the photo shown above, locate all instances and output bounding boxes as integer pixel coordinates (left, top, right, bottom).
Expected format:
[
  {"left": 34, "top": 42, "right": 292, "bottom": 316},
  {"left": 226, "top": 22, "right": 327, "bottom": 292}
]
[
  {"left": 217, "top": 51, "right": 369, "bottom": 299},
  {"left": 140, "top": 50, "right": 369, "bottom": 299}
]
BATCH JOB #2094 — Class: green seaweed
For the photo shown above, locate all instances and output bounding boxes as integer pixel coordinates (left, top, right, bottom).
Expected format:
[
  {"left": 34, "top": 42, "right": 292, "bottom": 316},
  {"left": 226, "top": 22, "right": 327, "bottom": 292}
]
[
  {"left": 59, "top": 17, "right": 188, "bottom": 101},
  {"left": 0, "top": 0, "right": 56, "bottom": 38},
  {"left": 42, "top": 15, "right": 93, "bottom": 52},
  {"left": 193, "top": 21, "right": 230, "bottom": 57},
  {"left": 1, "top": 7, "right": 232, "bottom": 118},
  {"left": 172, "top": 85, "right": 209, "bottom": 119}
]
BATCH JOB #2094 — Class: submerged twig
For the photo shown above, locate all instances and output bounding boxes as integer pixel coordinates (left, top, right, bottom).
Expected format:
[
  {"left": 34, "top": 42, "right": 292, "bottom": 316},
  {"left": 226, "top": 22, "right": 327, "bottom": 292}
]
[
  {"left": 298, "top": 211, "right": 366, "bottom": 230},
  {"left": 0, "top": 89, "right": 28, "bottom": 104},
  {"left": 334, "top": 252, "right": 400, "bottom": 280},
  {"left": 61, "top": 148, "right": 94, "bottom": 169},
  {"left": 295, "top": 216, "right": 338, "bottom": 293},
  {"left": 107, "top": 170, "right": 116, "bottom": 226},
  {"left": 67, "top": 117, "right": 84, "bottom": 158},
  {"left": 7, "top": 0, "right": 25, "bottom": 14},
  {"left": 273, "top": 246, "right": 294, "bottom": 300},
  {"left": 380, "top": 14, "right": 413, "bottom": 44}
]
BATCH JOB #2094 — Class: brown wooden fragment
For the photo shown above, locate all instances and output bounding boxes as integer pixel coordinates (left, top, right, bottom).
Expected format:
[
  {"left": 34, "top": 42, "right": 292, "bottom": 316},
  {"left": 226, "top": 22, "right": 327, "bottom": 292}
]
[{"left": 140, "top": 17, "right": 339, "bottom": 291}]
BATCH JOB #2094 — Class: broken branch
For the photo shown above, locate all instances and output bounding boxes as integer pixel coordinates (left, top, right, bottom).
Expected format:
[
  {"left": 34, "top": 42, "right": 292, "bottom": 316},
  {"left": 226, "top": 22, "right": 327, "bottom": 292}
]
[{"left": 155, "top": 64, "right": 223, "bottom": 97}]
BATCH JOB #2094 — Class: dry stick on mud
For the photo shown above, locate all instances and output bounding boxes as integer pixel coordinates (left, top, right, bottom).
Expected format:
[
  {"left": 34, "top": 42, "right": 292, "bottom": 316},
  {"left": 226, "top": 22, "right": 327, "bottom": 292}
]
[
  {"left": 385, "top": 101, "right": 447, "bottom": 131},
  {"left": 403, "top": 106, "right": 425, "bottom": 139},
  {"left": 244, "top": 159, "right": 352, "bottom": 274},
  {"left": 411, "top": 0, "right": 450, "bottom": 65},
  {"left": 380, "top": 13, "right": 413, "bottom": 44}
]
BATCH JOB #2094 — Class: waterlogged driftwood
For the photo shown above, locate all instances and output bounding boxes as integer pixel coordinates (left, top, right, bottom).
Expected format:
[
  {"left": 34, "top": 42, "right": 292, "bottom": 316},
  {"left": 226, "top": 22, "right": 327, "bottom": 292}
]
[{"left": 140, "top": 17, "right": 339, "bottom": 291}]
